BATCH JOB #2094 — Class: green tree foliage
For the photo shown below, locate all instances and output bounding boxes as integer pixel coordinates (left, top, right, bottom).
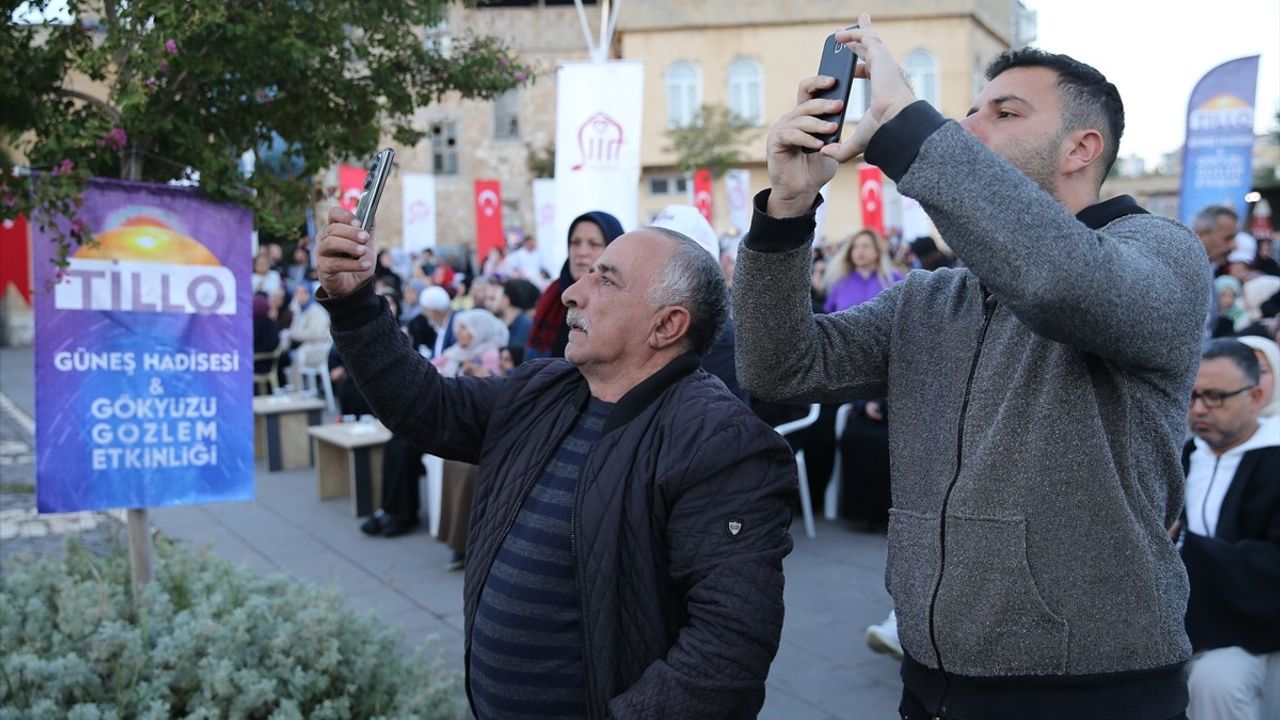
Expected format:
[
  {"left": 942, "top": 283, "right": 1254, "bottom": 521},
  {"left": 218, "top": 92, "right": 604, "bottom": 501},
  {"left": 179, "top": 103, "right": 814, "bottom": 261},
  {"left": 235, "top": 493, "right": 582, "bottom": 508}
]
[
  {"left": 0, "top": 0, "right": 533, "bottom": 268},
  {"left": 662, "top": 104, "right": 758, "bottom": 179}
]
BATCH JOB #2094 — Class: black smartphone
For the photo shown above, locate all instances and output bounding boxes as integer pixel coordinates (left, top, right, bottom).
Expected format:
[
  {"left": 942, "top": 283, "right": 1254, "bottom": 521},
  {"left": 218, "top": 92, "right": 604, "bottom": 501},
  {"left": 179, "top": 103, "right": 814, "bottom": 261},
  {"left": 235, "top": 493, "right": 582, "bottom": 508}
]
[
  {"left": 806, "top": 28, "right": 859, "bottom": 153},
  {"left": 354, "top": 147, "right": 395, "bottom": 231}
]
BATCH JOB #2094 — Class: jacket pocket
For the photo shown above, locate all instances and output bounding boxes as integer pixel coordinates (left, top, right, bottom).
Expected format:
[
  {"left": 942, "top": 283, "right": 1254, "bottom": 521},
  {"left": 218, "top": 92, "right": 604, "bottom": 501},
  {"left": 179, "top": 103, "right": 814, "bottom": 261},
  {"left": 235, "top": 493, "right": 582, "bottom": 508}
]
[
  {"left": 932, "top": 514, "right": 1068, "bottom": 675},
  {"left": 886, "top": 508, "right": 941, "bottom": 667}
]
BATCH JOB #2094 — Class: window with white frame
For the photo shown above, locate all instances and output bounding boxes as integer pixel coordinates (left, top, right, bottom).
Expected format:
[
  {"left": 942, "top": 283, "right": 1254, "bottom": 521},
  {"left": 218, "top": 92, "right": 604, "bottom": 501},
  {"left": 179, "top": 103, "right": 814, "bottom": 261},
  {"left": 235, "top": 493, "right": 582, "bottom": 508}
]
[
  {"left": 431, "top": 122, "right": 458, "bottom": 175},
  {"left": 905, "top": 49, "right": 940, "bottom": 109},
  {"left": 648, "top": 174, "right": 689, "bottom": 196},
  {"left": 665, "top": 61, "right": 702, "bottom": 128},
  {"left": 726, "top": 57, "right": 764, "bottom": 125},
  {"left": 493, "top": 90, "right": 519, "bottom": 140}
]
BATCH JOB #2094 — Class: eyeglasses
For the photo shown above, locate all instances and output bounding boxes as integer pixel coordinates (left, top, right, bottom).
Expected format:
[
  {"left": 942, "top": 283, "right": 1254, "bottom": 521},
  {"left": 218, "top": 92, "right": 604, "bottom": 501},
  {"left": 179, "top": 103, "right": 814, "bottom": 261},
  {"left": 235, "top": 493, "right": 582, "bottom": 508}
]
[{"left": 1189, "top": 385, "right": 1256, "bottom": 409}]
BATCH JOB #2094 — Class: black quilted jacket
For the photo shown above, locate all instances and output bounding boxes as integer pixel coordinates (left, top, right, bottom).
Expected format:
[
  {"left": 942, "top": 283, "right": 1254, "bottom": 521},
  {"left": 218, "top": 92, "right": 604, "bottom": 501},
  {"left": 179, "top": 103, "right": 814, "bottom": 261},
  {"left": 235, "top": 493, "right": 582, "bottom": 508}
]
[{"left": 323, "top": 282, "right": 797, "bottom": 719}]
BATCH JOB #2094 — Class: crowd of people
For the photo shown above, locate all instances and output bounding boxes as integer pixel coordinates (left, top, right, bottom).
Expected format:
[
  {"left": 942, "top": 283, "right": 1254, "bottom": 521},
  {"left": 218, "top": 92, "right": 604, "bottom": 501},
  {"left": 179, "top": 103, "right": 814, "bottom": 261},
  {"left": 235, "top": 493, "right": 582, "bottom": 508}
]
[{"left": 286, "top": 14, "right": 1280, "bottom": 719}]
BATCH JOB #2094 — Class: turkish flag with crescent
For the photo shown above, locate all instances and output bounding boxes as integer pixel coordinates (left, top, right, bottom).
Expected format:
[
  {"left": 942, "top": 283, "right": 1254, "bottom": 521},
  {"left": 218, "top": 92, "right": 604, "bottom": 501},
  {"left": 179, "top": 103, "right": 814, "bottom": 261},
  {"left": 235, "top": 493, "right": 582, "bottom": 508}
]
[
  {"left": 693, "top": 168, "right": 713, "bottom": 223},
  {"left": 338, "top": 165, "right": 367, "bottom": 214},
  {"left": 858, "top": 165, "right": 885, "bottom": 235},
  {"left": 474, "top": 179, "right": 505, "bottom": 263}
]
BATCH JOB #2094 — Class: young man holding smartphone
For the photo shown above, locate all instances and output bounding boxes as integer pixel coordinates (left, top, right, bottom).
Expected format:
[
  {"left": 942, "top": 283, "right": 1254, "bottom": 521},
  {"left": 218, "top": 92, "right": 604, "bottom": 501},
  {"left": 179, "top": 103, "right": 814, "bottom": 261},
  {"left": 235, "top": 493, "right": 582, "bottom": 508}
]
[{"left": 734, "top": 14, "right": 1208, "bottom": 720}]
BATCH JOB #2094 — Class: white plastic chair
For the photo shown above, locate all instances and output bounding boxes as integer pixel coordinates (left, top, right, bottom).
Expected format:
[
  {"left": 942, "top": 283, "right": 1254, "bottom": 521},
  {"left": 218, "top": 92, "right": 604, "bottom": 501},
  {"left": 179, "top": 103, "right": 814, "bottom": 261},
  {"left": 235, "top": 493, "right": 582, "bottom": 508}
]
[
  {"left": 826, "top": 403, "right": 856, "bottom": 521},
  {"left": 421, "top": 453, "right": 444, "bottom": 537},
  {"left": 295, "top": 343, "right": 336, "bottom": 412},
  {"left": 773, "top": 404, "right": 821, "bottom": 539}
]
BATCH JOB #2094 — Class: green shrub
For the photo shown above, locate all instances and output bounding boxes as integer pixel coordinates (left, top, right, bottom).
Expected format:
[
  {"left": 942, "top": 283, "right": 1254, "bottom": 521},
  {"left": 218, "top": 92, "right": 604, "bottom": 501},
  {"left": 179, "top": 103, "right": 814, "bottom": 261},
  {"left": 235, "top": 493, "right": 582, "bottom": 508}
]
[{"left": 0, "top": 537, "right": 463, "bottom": 720}]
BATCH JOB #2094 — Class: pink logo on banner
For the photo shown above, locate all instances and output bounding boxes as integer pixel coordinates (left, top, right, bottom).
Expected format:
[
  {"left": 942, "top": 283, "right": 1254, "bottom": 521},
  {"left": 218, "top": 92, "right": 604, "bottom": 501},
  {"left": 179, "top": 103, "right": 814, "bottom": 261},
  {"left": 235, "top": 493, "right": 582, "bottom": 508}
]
[
  {"left": 405, "top": 201, "right": 431, "bottom": 225},
  {"left": 572, "top": 112, "right": 624, "bottom": 171}
]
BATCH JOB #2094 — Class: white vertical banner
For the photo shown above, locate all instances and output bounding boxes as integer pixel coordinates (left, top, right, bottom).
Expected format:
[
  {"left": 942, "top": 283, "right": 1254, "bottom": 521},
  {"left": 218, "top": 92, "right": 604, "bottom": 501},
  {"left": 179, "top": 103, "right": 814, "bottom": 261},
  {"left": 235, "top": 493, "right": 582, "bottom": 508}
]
[
  {"left": 401, "top": 172, "right": 437, "bottom": 255},
  {"left": 901, "top": 194, "right": 935, "bottom": 243},
  {"left": 532, "top": 178, "right": 562, "bottom": 275},
  {"left": 813, "top": 180, "right": 834, "bottom": 247},
  {"left": 724, "top": 169, "right": 752, "bottom": 236},
  {"left": 554, "top": 60, "right": 644, "bottom": 246}
]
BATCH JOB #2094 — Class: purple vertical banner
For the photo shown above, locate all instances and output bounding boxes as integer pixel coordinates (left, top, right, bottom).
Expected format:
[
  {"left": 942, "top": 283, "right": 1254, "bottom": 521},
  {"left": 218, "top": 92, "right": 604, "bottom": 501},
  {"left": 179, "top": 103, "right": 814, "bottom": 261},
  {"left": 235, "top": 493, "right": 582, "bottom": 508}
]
[
  {"left": 1178, "top": 55, "right": 1259, "bottom": 226},
  {"left": 33, "top": 178, "right": 254, "bottom": 512}
]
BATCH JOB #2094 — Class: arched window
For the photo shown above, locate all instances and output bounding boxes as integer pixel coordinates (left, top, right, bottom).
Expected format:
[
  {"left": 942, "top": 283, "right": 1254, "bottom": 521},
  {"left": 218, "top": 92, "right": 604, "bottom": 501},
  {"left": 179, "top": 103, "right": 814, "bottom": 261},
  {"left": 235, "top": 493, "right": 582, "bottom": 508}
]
[
  {"left": 726, "top": 57, "right": 764, "bottom": 125},
  {"left": 665, "top": 61, "right": 702, "bottom": 128},
  {"left": 904, "top": 49, "right": 940, "bottom": 109}
]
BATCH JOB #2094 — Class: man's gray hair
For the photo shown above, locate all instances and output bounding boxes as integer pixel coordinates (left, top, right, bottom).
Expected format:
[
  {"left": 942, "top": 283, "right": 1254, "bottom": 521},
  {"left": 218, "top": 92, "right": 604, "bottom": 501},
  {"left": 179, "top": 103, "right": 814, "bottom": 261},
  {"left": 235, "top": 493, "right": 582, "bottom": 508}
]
[
  {"left": 1192, "top": 204, "right": 1238, "bottom": 234},
  {"left": 643, "top": 227, "right": 728, "bottom": 356}
]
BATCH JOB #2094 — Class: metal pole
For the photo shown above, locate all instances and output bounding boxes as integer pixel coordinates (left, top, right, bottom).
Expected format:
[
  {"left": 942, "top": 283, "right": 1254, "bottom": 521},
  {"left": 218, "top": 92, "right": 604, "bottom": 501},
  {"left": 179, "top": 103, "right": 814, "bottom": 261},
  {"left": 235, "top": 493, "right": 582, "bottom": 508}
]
[{"left": 121, "top": 149, "right": 153, "bottom": 607}]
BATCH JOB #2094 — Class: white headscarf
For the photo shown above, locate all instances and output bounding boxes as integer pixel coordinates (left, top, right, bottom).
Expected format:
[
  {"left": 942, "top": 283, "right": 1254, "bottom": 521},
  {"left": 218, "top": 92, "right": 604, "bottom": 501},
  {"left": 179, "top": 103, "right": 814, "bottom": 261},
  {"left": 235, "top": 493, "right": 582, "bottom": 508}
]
[
  {"left": 1238, "top": 335, "right": 1280, "bottom": 419},
  {"left": 434, "top": 309, "right": 509, "bottom": 377}
]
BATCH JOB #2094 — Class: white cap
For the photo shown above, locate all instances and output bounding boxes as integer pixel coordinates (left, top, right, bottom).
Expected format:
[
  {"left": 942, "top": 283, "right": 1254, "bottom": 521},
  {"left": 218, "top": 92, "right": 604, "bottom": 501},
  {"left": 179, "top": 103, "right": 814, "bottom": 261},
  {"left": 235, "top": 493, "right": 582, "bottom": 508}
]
[
  {"left": 419, "top": 285, "right": 451, "bottom": 311},
  {"left": 1227, "top": 231, "right": 1257, "bottom": 264},
  {"left": 650, "top": 205, "right": 719, "bottom": 260}
]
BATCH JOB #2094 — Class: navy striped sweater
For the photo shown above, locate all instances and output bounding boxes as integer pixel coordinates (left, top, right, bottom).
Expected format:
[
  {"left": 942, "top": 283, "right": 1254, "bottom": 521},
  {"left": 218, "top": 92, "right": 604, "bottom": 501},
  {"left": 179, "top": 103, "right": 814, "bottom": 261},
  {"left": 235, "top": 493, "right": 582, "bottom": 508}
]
[{"left": 469, "top": 397, "right": 612, "bottom": 719}]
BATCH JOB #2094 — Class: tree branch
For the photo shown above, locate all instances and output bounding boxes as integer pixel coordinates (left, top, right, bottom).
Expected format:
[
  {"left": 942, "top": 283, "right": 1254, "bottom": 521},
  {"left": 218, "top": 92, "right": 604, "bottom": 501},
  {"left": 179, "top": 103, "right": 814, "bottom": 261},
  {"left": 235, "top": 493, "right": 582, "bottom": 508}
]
[{"left": 52, "top": 88, "right": 122, "bottom": 123}]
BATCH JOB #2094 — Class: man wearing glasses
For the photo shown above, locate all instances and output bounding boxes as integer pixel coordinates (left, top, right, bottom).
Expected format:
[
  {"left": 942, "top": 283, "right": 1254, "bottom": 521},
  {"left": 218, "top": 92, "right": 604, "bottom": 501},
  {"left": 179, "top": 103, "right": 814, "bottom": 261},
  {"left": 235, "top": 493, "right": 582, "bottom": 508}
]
[{"left": 1177, "top": 338, "right": 1280, "bottom": 720}]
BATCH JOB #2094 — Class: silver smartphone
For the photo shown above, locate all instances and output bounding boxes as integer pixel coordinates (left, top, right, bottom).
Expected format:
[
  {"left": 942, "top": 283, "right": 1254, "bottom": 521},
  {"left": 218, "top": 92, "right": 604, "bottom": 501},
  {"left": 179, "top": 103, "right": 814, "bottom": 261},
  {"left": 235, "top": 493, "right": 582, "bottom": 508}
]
[{"left": 353, "top": 147, "right": 395, "bottom": 231}]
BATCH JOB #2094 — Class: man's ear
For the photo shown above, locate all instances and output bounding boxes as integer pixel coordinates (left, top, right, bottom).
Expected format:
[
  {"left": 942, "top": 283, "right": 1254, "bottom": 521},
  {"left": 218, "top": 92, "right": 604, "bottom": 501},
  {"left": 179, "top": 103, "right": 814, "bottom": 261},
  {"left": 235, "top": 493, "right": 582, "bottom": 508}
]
[
  {"left": 649, "top": 305, "right": 691, "bottom": 351},
  {"left": 1063, "top": 128, "right": 1105, "bottom": 178},
  {"left": 1248, "top": 385, "right": 1268, "bottom": 412}
]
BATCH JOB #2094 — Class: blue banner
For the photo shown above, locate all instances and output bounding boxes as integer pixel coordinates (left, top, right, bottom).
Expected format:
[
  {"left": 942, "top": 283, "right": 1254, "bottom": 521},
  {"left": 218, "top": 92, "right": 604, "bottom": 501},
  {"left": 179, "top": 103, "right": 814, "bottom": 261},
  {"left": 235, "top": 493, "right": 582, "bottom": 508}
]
[
  {"left": 33, "top": 178, "right": 254, "bottom": 513},
  {"left": 1178, "top": 55, "right": 1259, "bottom": 226}
]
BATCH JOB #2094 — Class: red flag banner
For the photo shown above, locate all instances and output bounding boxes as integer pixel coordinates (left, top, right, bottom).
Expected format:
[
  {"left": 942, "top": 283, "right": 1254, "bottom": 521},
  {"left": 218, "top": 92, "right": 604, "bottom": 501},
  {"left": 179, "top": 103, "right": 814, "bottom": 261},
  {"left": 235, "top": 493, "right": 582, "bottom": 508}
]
[
  {"left": 474, "top": 179, "right": 505, "bottom": 264},
  {"left": 693, "top": 168, "right": 713, "bottom": 223},
  {"left": 338, "top": 165, "right": 367, "bottom": 214},
  {"left": 858, "top": 165, "right": 885, "bottom": 235},
  {"left": 0, "top": 214, "right": 31, "bottom": 305}
]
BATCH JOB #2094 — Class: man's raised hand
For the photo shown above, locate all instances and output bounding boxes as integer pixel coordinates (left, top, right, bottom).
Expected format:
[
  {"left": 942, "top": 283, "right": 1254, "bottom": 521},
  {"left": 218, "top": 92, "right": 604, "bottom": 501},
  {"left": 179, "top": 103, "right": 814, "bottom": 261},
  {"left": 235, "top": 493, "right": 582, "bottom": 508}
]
[{"left": 316, "top": 206, "right": 376, "bottom": 298}]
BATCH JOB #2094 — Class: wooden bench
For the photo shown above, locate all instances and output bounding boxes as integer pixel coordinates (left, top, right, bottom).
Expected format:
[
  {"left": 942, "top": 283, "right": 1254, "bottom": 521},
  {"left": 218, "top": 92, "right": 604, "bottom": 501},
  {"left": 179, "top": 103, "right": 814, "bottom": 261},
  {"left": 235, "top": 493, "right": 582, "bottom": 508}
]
[
  {"left": 253, "top": 395, "right": 327, "bottom": 472},
  {"left": 308, "top": 421, "right": 392, "bottom": 517}
]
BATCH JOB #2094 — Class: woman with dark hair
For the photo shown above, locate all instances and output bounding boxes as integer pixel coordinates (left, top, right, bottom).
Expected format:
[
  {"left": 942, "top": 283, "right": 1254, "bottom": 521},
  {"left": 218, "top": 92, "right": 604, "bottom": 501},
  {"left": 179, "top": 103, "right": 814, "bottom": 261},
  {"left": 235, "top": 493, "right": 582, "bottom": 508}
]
[{"left": 526, "top": 211, "right": 624, "bottom": 359}]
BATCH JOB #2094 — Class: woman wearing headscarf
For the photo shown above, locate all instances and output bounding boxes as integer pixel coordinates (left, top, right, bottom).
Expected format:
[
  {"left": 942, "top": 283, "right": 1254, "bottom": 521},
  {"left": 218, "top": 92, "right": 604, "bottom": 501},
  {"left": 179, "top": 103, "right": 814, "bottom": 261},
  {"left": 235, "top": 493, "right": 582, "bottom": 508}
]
[
  {"left": 432, "top": 310, "right": 510, "bottom": 568},
  {"left": 287, "top": 282, "right": 331, "bottom": 389},
  {"left": 526, "top": 210, "right": 624, "bottom": 359},
  {"left": 1213, "top": 275, "right": 1247, "bottom": 336},
  {"left": 1237, "top": 335, "right": 1280, "bottom": 421}
]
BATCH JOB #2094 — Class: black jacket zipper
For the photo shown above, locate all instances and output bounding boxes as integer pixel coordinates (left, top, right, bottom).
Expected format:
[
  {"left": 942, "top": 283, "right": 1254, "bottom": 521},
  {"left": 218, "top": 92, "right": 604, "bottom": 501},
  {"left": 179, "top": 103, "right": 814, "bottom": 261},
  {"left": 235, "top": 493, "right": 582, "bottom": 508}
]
[{"left": 925, "top": 293, "right": 996, "bottom": 718}]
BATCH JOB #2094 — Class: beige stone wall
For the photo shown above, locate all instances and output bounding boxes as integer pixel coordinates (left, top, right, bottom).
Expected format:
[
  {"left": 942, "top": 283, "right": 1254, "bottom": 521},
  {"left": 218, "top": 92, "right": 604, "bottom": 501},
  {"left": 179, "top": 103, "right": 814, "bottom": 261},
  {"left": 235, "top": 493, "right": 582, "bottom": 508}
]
[{"left": 353, "top": 4, "right": 596, "bottom": 253}]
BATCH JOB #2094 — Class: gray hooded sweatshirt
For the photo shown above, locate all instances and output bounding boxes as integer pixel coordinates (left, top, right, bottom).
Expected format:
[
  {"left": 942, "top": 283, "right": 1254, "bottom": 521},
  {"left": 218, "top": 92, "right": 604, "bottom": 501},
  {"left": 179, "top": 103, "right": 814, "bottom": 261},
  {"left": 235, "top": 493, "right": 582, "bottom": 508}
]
[{"left": 734, "top": 102, "right": 1209, "bottom": 699}]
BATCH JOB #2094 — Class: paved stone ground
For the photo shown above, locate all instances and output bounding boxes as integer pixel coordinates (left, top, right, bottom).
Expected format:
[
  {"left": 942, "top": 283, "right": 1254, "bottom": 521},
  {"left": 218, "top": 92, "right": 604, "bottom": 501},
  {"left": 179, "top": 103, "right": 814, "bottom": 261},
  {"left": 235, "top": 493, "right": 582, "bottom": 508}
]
[
  {"left": 0, "top": 344, "right": 905, "bottom": 719},
  {"left": 0, "top": 374, "right": 126, "bottom": 569}
]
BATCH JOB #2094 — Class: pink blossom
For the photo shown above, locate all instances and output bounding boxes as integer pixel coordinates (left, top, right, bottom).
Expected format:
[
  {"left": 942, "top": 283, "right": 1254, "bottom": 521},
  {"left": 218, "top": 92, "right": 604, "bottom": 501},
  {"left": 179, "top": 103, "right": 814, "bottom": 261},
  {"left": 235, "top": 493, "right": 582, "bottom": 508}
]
[
  {"left": 99, "top": 127, "right": 128, "bottom": 151},
  {"left": 498, "top": 56, "right": 509, "bottom": 68},
  {"left": 52, "top": 159, "right": 75, "bottom": 176},
  {"left": 514, "top": 71, "right": 527, "bottom": 83},
  {"left": 144, "top": 77, "right": 158, "bottom": 90},
  {"left": 158, "top": 62, "right": 170, "bottom": 76},
  {"left": 164, "top": 39, "right": 178, "bottom": 55}
]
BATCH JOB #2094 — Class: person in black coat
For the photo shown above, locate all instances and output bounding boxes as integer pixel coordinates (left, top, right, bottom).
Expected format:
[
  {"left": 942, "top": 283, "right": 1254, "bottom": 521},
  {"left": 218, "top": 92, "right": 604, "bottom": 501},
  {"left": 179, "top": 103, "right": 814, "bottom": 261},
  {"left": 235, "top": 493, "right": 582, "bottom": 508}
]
[
  {"left": 315, "top": 207, "right": 795, "bottom": 720},
  {"left": 1177, "top": 339, "right": 1280, "bottom": 719}
]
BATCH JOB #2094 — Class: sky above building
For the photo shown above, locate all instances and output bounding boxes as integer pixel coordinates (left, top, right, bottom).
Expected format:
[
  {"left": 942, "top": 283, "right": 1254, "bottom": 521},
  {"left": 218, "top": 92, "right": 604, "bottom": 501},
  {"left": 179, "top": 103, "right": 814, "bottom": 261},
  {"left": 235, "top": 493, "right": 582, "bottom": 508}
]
[{"left": 1022, "top": 0, "right": 1279, "bottom": 168}]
